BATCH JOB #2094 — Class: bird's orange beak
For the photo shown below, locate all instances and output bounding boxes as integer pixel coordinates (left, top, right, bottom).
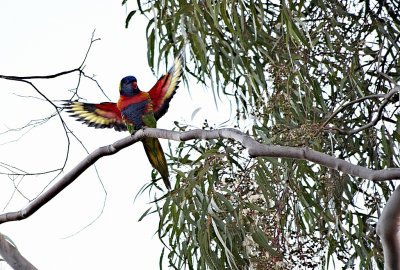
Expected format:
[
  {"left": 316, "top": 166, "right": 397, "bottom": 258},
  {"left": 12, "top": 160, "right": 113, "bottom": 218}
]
[{"left": 133, "top": 81, "right": 137, "bottom": 89}]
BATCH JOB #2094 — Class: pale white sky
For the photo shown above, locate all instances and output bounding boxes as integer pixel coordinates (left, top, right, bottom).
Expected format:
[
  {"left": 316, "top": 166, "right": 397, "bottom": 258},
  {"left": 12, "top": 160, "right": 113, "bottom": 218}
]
[{"left": 0, "top": 0, "right": 232, "bottom": 269}]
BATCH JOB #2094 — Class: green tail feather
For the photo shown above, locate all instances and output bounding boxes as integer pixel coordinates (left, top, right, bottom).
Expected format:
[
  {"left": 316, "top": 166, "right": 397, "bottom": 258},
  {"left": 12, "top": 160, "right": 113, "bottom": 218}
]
[{"left": 142, "top": 137, "right": 171, "bottom": 189}]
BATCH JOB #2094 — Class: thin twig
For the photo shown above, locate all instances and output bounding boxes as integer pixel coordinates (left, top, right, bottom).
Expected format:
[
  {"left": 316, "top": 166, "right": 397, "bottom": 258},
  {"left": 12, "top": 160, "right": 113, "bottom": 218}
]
[{"left": 0, "top": 32, "right": 112, "bottom": 229}]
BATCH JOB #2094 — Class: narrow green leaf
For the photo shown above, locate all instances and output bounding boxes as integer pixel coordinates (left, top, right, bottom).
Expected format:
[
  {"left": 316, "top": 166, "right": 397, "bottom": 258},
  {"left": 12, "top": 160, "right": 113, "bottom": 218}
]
[
  {"left": 252, "top": 227, "right": 283, "bottom": 258},
  {"left": 138, "top": 207, "right": 153, "bottom": 221},
  {"left": 125, "top": 10, "right": 137, "bottom": 28}
]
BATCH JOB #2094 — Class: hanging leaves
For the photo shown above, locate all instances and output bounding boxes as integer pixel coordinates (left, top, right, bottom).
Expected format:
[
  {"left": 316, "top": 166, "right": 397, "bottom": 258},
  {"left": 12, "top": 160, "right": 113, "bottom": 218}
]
[{"left": 124, "top": 0, "right": 400, "bottom": 269}]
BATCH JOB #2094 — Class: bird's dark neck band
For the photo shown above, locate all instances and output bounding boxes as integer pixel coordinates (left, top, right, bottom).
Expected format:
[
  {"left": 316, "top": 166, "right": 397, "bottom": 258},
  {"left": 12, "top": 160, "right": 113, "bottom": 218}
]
[{"left": 120, "top": 88, "right": 140, "bottom": 97}]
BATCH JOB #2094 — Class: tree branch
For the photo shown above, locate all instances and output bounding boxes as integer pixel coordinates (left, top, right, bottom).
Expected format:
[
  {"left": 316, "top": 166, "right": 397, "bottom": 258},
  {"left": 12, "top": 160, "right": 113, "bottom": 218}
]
[
  {"left": 0, "top": 31, "right": 111, "bottom": 209},
  {"left": 377, "top": 185, "right": 400, "bottom": 270},
  {"left": 316, "top": 85, "right": 400, "bottom": 135},
  {"left": 0, "top": 232, "right": 37, "bottom": 270},
  {"left": 1, "top": 127, "right": 400, "bottom": 225},
  {"left": 0, "top": 30, "right": 99, "bottom": 82}
]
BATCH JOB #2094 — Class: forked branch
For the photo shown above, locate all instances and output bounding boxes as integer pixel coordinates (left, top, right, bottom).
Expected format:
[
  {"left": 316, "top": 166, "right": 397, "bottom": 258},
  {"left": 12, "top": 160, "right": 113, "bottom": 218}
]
[{"left": 316, "top": 85, "right": 400, "bottom": 135}]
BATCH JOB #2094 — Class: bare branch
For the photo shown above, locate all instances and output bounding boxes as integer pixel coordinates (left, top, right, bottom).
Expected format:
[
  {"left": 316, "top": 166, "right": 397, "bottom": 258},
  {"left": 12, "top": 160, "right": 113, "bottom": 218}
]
[
  {"left": 345, "top": 86, "right": 399, "bottom": 135},
  {"left": 0, "top": 232, "right": 37, "bottom": 270},
  {"left": 0, "top": 30, "right": 99, "bottom": 82},
  {"left": 0, "top": 68, "right": 81, "bottom": 81},
  {"left": 316, "top": 93, "right": 386, "bottom": 134},
  {"left": 1, "top": 127, "right": 400, "bottom": 225},
  {"left": 80, "top": 72, "right": 111, "bottom": 101},
  {"left": 0, "top": 31, "right": 111, "bottom": 206},
  {"left": 316, "top": 85, "right": 400, "bottom": 135}
]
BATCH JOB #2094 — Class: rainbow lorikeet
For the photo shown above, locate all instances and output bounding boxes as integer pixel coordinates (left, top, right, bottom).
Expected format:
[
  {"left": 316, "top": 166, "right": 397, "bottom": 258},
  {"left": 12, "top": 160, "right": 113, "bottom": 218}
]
[{"left": 64, "top": 53, "right": 184, "bottom": 189}]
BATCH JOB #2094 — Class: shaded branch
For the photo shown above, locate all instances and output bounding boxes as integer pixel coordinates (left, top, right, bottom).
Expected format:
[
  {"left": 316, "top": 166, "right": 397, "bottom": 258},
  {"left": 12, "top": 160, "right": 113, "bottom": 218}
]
[
  {"left": 316, "top": 85, "right": 400, "bottom": 135},
  {"left": 1, "top": 127, "right": 400, "bottom": 225},
  {"left": 0, "top": 232, "right": 37, "bottom": 270}
]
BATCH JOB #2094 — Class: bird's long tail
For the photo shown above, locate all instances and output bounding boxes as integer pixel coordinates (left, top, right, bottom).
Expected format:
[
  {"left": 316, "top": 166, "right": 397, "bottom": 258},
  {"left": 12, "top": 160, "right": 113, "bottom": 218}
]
[{"left": 142, "top": 137, "right": 171, "bottom": 189}]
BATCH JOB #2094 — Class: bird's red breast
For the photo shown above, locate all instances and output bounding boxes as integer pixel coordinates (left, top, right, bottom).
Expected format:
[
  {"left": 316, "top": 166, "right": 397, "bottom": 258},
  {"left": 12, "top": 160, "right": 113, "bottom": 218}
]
[{"left": 117, "top": 91, "right": 151, "bottom": 112}]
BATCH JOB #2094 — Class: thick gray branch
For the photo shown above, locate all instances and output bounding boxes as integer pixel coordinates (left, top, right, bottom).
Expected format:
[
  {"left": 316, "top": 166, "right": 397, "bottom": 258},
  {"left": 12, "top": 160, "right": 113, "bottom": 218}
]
[
  {"left": 0, "top": 127, "right": 399, "bottom": 225},
  {"left": 0, "top": 232, "right": 37, "bottom": 270},
  {"left": 377, "top": 185, "right": 400, "bottom": 270},
  {"left": 140, "top": 127, "right": 400, "bottom": 181}
]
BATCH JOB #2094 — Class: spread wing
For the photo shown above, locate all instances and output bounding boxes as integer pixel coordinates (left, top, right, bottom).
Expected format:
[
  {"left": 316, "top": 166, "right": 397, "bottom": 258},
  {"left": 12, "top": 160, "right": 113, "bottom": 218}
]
[
  {"left": 148, "top": 51, "right": 184, "bottom": 120},
  {"left": 64, "top": 101, "right": 127, "bottom": 132}
]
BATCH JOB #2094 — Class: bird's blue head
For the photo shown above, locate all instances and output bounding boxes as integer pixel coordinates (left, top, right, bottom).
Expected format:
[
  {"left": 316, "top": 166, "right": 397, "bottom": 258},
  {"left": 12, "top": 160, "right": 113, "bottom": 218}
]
[{"left": 120, "top": 76, "right": 139, "bottom": 96}]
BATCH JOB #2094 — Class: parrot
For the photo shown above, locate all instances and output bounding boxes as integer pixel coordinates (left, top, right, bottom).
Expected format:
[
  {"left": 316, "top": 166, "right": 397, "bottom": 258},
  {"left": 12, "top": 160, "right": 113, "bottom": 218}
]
[{"left": 64, "top": 52, "right": 184, "bottom": 189}]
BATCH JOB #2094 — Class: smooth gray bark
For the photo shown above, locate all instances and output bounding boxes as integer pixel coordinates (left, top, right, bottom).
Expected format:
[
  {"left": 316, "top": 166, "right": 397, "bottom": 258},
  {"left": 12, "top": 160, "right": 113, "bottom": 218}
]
[
  {"left": 0, "top": 127, "right": 399, "bottom": 269},
  {"left": 377, "top": 185, "right": 400, "bottom": 270},
  {"left": 2, "top": 127, "right": 400, "bottom": 225},
  {"left": 0, "top": 232, "right": 37, "bottom": 270}
]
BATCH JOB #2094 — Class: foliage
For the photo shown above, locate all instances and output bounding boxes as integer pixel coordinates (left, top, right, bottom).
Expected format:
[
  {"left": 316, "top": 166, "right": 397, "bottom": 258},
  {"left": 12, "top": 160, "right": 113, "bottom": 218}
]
[{"left": 125, "top": 0, "right": 400, "bottom": 269}]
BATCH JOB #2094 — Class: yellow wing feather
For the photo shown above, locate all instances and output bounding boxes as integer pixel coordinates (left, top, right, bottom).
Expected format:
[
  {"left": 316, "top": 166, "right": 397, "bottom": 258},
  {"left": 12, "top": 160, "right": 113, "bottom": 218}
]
[{"left": 64, "top": 101, "right": 127, "bottom": 131}]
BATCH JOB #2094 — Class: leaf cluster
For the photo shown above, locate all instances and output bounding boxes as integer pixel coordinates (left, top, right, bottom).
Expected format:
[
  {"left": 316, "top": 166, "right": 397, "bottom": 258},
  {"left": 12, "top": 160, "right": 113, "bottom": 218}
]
[{"left": 125, "top": 0, "right": 400, "bottom": 269}]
